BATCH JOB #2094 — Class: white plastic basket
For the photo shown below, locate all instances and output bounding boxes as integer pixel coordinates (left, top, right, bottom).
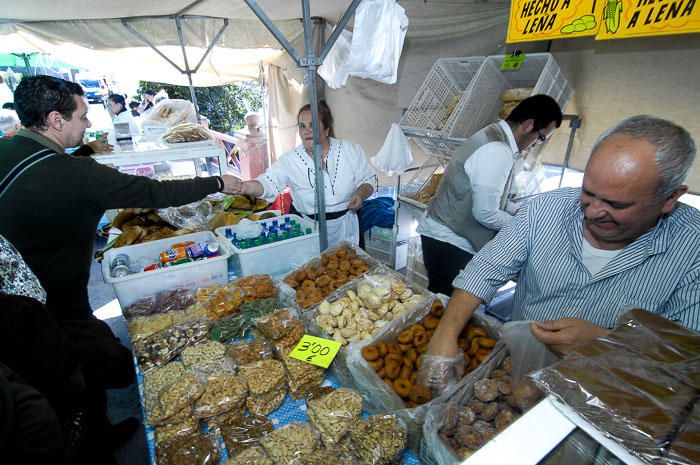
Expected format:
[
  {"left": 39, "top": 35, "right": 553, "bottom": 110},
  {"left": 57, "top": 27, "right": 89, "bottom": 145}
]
[
  {"left": 400, "top": 57, "right": 485, "bottom": 133},
  {"left": 102, "top": 231, "right": 230, "bottom": 308},
  {"left": 214, "top": 214, "right": 320, "bottom": 278},
  {"left": 444, "top": 53, "right": 573, "bottom": 139}
]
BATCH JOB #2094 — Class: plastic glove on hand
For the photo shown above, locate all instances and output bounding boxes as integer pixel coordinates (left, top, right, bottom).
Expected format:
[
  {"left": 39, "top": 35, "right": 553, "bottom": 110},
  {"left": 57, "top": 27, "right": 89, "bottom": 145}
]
[{"left": 416, "top": 349, "right": 465, "bottom": 397}]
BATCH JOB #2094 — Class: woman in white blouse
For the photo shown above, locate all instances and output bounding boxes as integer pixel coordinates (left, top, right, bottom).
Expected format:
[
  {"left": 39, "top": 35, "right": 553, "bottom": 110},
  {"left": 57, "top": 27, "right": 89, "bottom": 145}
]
[
  {"left": 230, "top": 101, "right": 376, "bottom": 247},
  {"left": 107, "top": 94, "right": 140, "bottom": 139}
]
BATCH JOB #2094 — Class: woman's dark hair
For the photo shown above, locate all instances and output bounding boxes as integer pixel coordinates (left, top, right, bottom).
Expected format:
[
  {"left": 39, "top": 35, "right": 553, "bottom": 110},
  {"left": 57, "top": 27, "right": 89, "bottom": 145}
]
[
  {"left": 143, "top": 89, "right": 156, "bottom": 96},
  {"left": 108, "top": 94, "right": 127, "bottom": 115},
  {"left": 297, "top": 100, "right": 335, "bottom": 138},
  {"left": 14, "top": 75, "right": 84, "bottom": 131},
  {"left": 506, "top": 94, "right": 563, "bottom": 131},
  {"left": 128, "top": 101, "right": 140, "bottom": 110}
]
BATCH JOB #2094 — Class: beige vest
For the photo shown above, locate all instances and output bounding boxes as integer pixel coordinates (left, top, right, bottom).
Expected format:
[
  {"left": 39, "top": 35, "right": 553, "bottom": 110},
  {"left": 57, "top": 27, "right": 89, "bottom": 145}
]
[{"left": 427, "top": 123, "right": 514, "bottom": 251}]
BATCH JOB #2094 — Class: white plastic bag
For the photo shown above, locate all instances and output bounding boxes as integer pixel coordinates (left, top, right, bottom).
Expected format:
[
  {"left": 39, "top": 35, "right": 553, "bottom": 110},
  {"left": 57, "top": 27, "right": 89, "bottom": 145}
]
[
  {"left": 318, "top": 29, "right": 353, "bottom": 89},
  {"left": 371, "top": 123, "right": 413, "bottom": 176},
  {"left": 346, "top": 0, "right": 409, "bottom": 85}
]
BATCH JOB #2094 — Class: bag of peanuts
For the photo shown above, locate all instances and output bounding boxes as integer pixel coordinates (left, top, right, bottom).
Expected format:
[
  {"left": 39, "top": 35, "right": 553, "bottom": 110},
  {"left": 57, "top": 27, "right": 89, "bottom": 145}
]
[{"left": 346, "top": 294, "right": 501, "bottom": 451}]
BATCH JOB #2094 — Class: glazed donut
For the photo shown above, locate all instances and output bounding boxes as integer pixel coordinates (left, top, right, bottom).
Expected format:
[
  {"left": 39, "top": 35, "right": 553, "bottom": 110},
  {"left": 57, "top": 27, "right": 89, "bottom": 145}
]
[
  {"left": 376, "top": 341, "right": 389, "bottom": 357},
  {"left": 399, "top": 364, "right": 413, "bottom": 380},
  {"left": 468, "top": 338, "right": 481, "bottom": 357},
  {"left": 393, "top": 378, "right": 413, "bottom": 399},
  {"left": 339, "top": 260, "right": 351, "bottom": 271},
  {"left": 458, "top": 338, "right": 470, "bottom": 351},
  {"left": 385, "top": 361, "right": 401, "bottom": 380},
  {"left": 336, "top": 248, "right": 347, "bottom": 257},
  {"left": 416, "top": 342, "right": 429, "bottom": 355},
  {"left": 409, "top": 371, "right": 417, "bottom": 384},
  {"left": 467, "top": 326, "right": 487, "bottom": 339},
  {"left": 397, "top": 329, "right": 414, "bottom": 344},
  {"left": 409, "top": 384, "right": 432, "bottom": 404},
  {"left": 402, "top": 356, "right": 414, "bottom": 370},
  {"left": 387, "top": 343, "right": 402, "bottom": 355},
  {"left": 398, "top": 343, "right": 413, "bottom": 353},
  {"left": 477, "top": 337, "right": 496, "bottom": 348},
  {"left": 376, "top": 367, "right": 386, "bottom": 378},
  {"left": 327, "top": 260, "right": 339, "bottom": 271},
  {"left": 426, "top": 329, "right": 435, "bottom": 340},
  {"left": 413, "top": 331, "right": 429, "bottom": 347},
  {"left": 361, "top": 345, "right": 380, "bottom": 361},
  {"left": 301, "top": 279, "right": 315, "bottom": 289},
  {"left": 368, "top": 358, "right": 384, "bottom": 371},
  {"left": 430, "top": 300, "right": 445, "bottom": 318},
  {"left": 475, "top": 348, "right": 491, "bottom": 363},
  {"left": 385, "top": 353, "right": 404, "bottom": 366},
  {"left": 410, "top": 324, "right": 426, "bottom": 335},
  {"left": 423, "top": 315, "right": 440, "bottom": 330},
  {"left": 321, "top": 255, "right": 329, "bottom": 266},
  {"left": 406, "top": 348, "right": 418, "bottom": 364}
]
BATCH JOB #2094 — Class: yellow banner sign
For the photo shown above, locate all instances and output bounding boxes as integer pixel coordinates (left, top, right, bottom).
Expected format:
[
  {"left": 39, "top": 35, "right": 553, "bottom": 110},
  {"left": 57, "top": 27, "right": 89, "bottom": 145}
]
[
  {"left": 596, "top": 0, "right": 699, "bottom": 39},
  {"left": 507, "top": 0, "right": 605, "bottom": 42},
  {"left": 288, "top": 334, "right": 342, "bottom": 368}
]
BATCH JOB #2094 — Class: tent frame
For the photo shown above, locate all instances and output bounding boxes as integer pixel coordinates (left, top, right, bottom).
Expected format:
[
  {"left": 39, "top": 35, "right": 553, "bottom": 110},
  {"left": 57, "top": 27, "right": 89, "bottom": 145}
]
[
  {"left": 121, "top": 1, "right": 230, "bottom": 120},
  {"left": 120, "top": 0, "right": 362, "bottom": 251}
]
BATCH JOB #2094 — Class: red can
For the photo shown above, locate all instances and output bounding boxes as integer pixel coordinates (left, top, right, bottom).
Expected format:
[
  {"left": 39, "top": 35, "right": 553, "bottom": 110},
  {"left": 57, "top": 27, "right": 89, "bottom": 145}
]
[{"left": 143, "top": 263, "right": 162, "bottom": 272}]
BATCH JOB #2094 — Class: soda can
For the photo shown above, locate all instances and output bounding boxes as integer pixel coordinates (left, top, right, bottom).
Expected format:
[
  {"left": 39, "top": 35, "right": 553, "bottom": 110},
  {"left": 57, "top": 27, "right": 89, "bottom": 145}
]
[
  {"left": 143, "top": 263, "right": 162, "bottom": 272},
  {"left": 163, "top": 258, "right": 192, "bottom": 267},
  {"left": 112, "top": 264, "right": 131, "bottom": 278},
  {"left": 111, "top": 254, "right": 130, "bottom": 278},
  {"left": 160, "top": 247, "right": 188, "bottom": 263},
  {"left": 203, "top": 241, "right": 220, "bottom": 257},
  {"left": 186, "top": 242, "right": 206, "bottom": 260}
]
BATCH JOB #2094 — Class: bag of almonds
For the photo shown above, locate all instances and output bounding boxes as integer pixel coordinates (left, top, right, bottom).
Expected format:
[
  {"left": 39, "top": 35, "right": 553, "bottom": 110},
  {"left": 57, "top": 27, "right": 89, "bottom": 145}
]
[{"left": 346, "top": 294, "right": 501, "bottom": 451}]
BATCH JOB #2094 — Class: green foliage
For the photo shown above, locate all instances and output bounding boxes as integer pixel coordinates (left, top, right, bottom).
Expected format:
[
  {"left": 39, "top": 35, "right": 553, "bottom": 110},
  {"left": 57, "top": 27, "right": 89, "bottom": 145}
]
[{"left": 136, "top": 81, "right": 263, "bottom": 134}]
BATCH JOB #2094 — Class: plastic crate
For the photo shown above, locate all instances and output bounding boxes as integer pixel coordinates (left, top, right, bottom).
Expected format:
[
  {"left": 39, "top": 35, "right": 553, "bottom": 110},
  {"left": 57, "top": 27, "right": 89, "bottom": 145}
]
[
  {"left": 101, "top": 231, "right": 230, "bottom": 308},
  {"left": 214, "top": 214, "right": 319, "bottom": 278},
  {"left": 400, "top": 57, "right": 485, "bottom": 132},
  {"left": 444, "top": 52, "right": 573, "bottom": 139}
]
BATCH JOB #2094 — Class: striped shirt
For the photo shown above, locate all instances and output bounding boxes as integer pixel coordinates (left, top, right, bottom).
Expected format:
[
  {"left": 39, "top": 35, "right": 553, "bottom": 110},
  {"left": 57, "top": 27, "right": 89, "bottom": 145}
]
[{"left": 453, "top": 188, "right": 700, "bottom": 332}]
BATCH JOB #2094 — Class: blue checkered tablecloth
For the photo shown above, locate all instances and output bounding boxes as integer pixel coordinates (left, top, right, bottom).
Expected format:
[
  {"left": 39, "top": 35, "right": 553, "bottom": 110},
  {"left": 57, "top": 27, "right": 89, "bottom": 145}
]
[{"left": 138, "top": 360, "right": 422, "bottom": 464}]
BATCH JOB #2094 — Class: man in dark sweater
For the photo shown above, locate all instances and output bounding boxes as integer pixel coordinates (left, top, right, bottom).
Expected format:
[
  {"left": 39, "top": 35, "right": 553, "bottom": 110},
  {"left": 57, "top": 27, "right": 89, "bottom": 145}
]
[
  {"left": 0, "top": 75, "right": 240, "bottom": 464},
  {"left": 0, "top": 75, "right": 239, "bottom": 321}
]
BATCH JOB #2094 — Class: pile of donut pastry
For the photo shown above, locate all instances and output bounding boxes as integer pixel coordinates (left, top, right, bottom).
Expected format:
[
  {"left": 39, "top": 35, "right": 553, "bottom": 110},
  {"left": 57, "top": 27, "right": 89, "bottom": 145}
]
[
  {"left": 284, "top": 247, "right": 371, "bottom": 309},
  {"left": 361, "top": 300, "right": 497, "bottom": 407}
]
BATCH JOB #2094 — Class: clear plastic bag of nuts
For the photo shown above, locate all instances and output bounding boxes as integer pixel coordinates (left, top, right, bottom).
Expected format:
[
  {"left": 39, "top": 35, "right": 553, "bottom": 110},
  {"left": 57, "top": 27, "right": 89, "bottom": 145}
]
[
  {"left": 156, "top": 430, "right": 219, "bottom": 465},
  {"left": 345, "top": 414, "right": 407, "bottom": 465},
  {"left": 134, "top": 318, "right": 212, "bottom": 371},
  {"left": 191, "top": 373, "right": 248, "bottom": 420},
  {"left": 259, "top": 422, "right": 320, "bottom": 465},
  {"left": 148, "top": 372, "right": 206, "bottom": 426},
  {"left": 225, "top": 340, "right": 275, "bottom": 367}
]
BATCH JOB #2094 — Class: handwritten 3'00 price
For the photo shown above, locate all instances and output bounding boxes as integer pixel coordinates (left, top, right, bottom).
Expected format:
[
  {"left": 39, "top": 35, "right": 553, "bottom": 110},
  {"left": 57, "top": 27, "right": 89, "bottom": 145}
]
[{"left": 297, "top": 341, "right": 331, "bottom": 361}]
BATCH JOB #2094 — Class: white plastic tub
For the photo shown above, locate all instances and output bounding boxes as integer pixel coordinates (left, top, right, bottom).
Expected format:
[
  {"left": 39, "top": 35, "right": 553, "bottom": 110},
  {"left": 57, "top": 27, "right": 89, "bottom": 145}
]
[
  {"left": 102, "top": 231, "right": 230, "bottom": 308},
  {"left": 214, "top": 214, "right": 320, "bottom": 278}
]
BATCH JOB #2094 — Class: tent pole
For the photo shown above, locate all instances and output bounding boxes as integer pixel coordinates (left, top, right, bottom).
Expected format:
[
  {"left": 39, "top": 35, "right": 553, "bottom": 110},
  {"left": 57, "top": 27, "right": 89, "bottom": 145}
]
[
  {"left": 175, "top": 16, "right": 199, "bottom": 120},
  {"left": 121, "top": 17, "right": 228, "bottom": 120},
  {"left": 301, "top": 0, "right": 328, "bottom": 251},
  {"left": 240, "top": 0, "right": 362, "bottom": 252}
]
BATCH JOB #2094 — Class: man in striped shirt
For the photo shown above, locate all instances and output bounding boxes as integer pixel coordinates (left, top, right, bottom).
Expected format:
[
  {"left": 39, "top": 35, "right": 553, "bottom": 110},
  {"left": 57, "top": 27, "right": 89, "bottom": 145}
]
[{"left": 426, "top": 115, "right": 699, "bottom": 370}]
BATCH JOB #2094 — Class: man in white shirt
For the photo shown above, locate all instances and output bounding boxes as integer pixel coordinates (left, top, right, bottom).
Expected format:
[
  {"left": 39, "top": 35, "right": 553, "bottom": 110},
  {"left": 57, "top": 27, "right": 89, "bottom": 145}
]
[{"left": 417, "top": 94, "right": 563, "bottom": 295}]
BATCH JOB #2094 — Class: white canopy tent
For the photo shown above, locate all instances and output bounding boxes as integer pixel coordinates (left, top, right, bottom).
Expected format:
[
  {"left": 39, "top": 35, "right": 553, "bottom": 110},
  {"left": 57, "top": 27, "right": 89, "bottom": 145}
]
[{"left": 2, "top": 0, "right": 700, "bottom": 194}]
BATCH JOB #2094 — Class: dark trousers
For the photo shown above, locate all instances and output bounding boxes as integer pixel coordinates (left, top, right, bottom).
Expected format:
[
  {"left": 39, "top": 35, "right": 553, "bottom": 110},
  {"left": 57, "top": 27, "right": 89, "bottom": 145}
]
[{"left": 420, "top": 235, "right": 474, "bottom": 296}]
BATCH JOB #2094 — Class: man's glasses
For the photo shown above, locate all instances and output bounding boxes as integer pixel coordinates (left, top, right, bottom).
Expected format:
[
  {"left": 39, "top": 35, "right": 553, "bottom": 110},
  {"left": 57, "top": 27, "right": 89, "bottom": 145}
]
[{"left": 536, "top": 130, "right": 547, "bottom": 144}]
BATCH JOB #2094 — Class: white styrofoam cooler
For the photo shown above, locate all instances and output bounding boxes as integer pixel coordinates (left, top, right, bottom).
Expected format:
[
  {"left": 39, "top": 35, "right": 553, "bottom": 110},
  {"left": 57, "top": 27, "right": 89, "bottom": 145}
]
[
  {"left": 214, "top": 214, "right": 320, "bottom": 278},
  {"left": 102, "top": 231, "right": 230, "bottom": 308}
]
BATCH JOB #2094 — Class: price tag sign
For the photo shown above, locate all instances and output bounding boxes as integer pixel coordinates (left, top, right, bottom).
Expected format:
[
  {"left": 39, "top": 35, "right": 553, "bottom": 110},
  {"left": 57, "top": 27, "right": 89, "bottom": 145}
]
[
  {"left": 288, "top": 334, "right": 342, "bottom": 368},
  {"left": 501, "top": 53, "right": 525, "bottom": 71}
]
